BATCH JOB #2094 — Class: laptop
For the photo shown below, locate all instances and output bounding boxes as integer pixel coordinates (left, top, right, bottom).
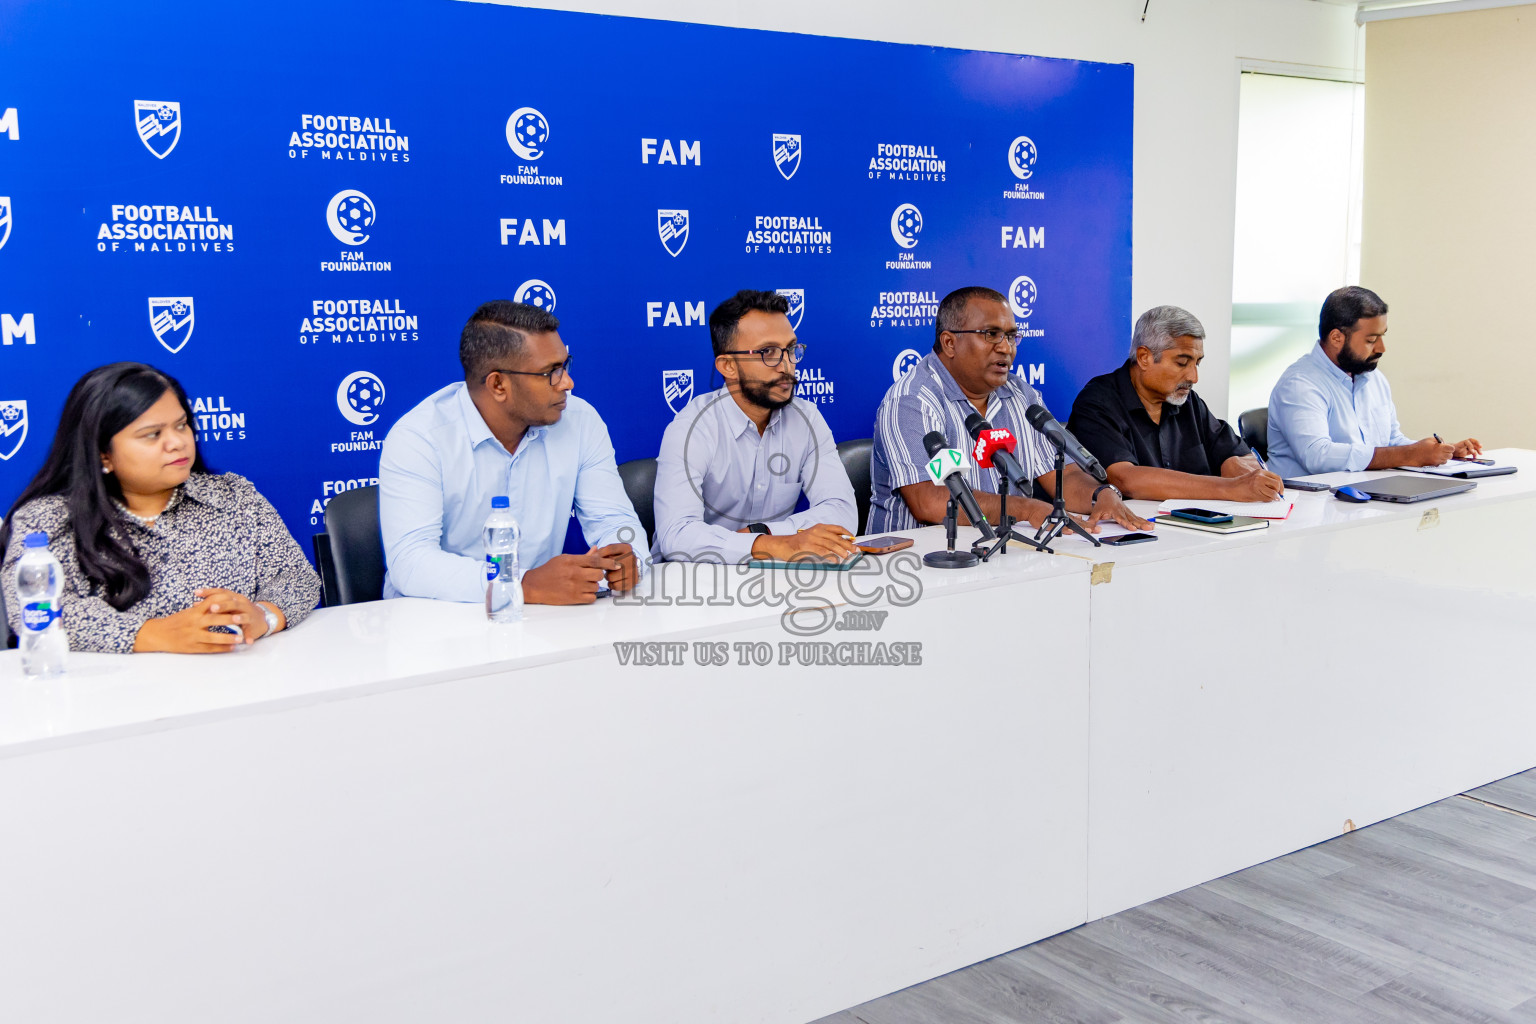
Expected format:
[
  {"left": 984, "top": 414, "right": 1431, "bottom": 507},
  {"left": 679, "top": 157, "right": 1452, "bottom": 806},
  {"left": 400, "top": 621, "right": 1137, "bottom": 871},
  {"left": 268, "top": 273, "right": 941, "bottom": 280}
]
[{"left": 1349, "top": 475, "right": 1477, "bottom": 503}]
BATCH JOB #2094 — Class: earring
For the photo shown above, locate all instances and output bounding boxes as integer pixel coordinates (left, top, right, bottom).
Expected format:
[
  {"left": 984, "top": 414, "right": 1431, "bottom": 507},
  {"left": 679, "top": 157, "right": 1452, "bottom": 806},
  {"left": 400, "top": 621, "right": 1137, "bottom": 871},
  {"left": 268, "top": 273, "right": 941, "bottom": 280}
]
[{"left": 102, "top": 466, "right": 111, "bottom": 475}]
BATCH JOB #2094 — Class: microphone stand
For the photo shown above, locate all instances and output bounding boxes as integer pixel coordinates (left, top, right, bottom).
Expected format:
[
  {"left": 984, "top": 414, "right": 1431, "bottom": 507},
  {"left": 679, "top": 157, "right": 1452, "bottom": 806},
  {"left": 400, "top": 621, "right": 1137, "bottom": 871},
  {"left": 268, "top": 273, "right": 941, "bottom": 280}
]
[
  {"left": 1032, "top": 448, "right": 1101, "bottom": 552},
  {"left": 923, "top": 495, "right": 980, "bottom": 568},
  {"left": 971, "top": 468, "right": 1050, "bottom": 561}
]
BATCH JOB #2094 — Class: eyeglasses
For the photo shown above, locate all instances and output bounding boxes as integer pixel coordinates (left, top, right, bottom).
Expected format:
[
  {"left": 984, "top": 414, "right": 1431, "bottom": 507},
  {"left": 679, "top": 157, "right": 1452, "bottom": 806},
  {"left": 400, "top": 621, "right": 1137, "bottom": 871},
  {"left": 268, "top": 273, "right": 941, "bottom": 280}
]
[
  {"left": 722, "top": 343, "right": 807, "bottom": 368},
  {"left": 949, "top": 328, "right": 1024, "bottom": 346},
  {"left": 488, "top": 355, "right": 573, "bottom": 387}
]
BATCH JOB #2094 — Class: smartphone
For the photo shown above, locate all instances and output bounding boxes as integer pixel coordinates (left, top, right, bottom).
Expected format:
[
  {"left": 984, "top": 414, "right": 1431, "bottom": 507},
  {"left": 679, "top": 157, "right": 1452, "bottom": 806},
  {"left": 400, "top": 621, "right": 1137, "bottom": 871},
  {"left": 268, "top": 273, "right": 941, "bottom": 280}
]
[
  {"left": 856, "top": 535, "right": 915, "bottom": 554},
  {"left": 1169, "top": 507, "right": 1234, "bottom": 524},
  {"left": 1281, "top": 479, "right": 1331, "bottom": 492},
  {"left": 1456, "top": 457, "right": 1494, "bottom": 466},
  {"left": 1101, "top": 532, "right": 1157, "bottom": 546}
]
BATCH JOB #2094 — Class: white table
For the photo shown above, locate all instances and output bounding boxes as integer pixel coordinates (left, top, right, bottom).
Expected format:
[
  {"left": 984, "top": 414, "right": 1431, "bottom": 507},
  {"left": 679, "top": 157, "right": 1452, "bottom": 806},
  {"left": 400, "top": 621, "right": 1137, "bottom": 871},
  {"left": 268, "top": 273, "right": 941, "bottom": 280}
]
[
  {"left": 2, "top": 450, "right": 1533, "bottom": 1024},
  {"left": 1082, "top": 447, "right": 1536, "bottom": 918},
  {"left": 0, "top": 528, "right": 1090, "bottom": 1024}
]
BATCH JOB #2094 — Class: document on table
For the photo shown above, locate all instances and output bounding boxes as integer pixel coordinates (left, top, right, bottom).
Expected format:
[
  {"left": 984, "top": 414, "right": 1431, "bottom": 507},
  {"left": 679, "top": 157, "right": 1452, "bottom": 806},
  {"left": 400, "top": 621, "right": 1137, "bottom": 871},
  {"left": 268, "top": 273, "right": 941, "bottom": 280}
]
[
  {"left": 1155, "top": 497, "right": 1294, "bottom": 520},
  {"left": 1399, "top": 460, "right": 1496, "bottom": 476}
]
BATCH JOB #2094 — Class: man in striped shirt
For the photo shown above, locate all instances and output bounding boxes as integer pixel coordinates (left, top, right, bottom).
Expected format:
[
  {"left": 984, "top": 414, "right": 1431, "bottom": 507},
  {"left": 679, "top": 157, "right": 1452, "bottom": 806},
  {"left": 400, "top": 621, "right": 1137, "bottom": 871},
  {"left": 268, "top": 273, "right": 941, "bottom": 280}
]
[{"left": 869, "top": 286, "right": 1155, "bottom": 537}]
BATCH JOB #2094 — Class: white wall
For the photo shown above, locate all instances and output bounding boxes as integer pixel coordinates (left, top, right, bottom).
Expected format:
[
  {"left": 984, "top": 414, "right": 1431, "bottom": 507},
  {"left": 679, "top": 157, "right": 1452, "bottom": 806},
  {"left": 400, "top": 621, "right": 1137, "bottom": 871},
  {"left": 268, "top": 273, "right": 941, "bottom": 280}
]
[{"left": 465, "top": 0, "right": 1361, "bottom": 417}]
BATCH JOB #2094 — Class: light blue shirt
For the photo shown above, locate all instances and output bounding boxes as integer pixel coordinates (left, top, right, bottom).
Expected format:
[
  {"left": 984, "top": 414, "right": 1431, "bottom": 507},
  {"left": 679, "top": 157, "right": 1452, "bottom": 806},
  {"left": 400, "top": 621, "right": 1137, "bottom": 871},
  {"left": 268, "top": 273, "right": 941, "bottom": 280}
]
[
  {"left": 653, "top": 388, "right": 857, "bottom": 563},
  {"left": 379, "top": 382, "right": 649, "bottom": 602},
  {"left": 1267, "top": 343, "right": 1412, "bottom": 478}
]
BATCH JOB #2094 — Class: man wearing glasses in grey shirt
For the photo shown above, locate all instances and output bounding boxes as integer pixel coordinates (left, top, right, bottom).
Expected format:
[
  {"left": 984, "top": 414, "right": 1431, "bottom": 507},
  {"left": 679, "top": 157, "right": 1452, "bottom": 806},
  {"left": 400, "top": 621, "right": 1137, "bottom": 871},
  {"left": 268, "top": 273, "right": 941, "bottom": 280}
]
[{"left": 653, "top": 290, "right": 859, "bottom": 564}]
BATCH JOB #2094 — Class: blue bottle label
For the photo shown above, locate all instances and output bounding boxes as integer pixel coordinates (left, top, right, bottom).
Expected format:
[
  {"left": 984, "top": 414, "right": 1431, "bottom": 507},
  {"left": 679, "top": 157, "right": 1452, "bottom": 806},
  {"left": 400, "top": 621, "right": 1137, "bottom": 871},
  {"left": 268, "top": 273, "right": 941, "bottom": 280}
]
[
  {"left": 21, "top": 601, "right": 57, "bottom": 632},
  {"left": 485, "top": 554, "right": 500, "bottom": 581}
]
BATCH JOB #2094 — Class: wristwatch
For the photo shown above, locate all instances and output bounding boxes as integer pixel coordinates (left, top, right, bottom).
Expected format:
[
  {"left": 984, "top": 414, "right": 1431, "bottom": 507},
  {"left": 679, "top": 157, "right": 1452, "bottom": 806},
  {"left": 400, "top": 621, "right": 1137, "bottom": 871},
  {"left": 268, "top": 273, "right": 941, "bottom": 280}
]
[
  {"left": 259, "top": 603, "right": 281, "bottom": 639},
  {"left": 1091, "top": 483, "right": 1121, "bottom": 504},
  {"left": 747, "top": 523, "right": 771, "bottom": 535}
]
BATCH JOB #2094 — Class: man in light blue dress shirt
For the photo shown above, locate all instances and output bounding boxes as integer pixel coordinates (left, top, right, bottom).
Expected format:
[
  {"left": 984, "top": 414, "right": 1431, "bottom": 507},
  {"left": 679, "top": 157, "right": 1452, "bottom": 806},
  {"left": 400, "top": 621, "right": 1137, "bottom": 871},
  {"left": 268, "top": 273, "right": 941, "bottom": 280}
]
[
  {"left": 653, "top": 290, "right": 859, "bottom": 564},
  {"left": 1267, "top": 286, "right": 1481, "bottom": 479},
  {"left": 379, "top": 300, "right": 647, "bottom": 604}
]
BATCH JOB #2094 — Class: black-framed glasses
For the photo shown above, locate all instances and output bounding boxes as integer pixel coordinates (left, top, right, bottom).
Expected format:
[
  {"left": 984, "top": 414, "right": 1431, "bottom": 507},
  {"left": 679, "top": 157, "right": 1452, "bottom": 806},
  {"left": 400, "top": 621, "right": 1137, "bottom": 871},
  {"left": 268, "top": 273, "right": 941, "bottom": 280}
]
[
  {"left": 722, "top": 343, "right": 806, "bottom": 368},
  {"left": 488, "top": 355, "right": 573, "bottom": 387},
  {"left": 949, "top": 328, "right": 1023, "bottom": 346}
]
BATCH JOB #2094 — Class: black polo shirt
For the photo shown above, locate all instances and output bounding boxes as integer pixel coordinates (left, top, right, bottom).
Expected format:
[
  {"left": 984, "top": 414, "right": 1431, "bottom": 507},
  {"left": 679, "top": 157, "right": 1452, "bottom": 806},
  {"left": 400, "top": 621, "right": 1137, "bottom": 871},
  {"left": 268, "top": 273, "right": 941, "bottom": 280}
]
[{"left": 1067, "top": 360, "right": 1249, "bottom": 475}]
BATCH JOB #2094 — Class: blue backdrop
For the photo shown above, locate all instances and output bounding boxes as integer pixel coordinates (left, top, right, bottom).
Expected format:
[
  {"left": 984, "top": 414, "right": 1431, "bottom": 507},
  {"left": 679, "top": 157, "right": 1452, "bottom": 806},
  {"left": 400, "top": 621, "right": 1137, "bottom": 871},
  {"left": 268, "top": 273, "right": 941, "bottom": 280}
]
[{"left": 0, "top": 0, "right": 1132, "bottom": 553}]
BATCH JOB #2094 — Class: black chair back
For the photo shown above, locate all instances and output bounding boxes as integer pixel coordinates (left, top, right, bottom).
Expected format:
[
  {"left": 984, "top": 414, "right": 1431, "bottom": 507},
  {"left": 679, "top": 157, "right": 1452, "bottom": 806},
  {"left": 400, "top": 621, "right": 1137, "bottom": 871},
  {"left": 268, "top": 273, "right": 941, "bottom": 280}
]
[
  {"left": 837, "top": 437, "right": 874, "bottom": 534},
  {"left": 310, "top": 532, "right": 341, "bottom": 608},
  {"left": 1237, "top": 408, "right": 1269, "bottom": 461},
  {"left": 324, "top": 485, "right": 385, "bottom": 606},
  {"left": 617, "top": 458, "right": 658, "bottom": 545}
]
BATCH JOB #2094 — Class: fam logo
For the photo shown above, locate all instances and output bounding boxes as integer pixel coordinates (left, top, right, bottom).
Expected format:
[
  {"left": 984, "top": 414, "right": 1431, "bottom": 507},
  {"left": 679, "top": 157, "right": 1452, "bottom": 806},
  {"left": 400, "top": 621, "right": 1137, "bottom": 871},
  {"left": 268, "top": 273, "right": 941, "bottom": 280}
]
[
  {"left": 886, "top": 204, "right": 931, "bottom": 270},
  {"left": 647, "top": 300, "right": 704, "bottom": 327},
  {"left": 890, "top": 204, "right": 922, "bottom": 248},
  {"left": 776, "top": 288, "right": 804, "bottom": 330},
  {"left": 289, "top": 113, "right": 409, "bottom": 163},
  {"left": 134, "top": 100, "right": 181, "bottom": 159},
  {"left": 772, "top": 134, "right": 802, "bottom": 180},
  {"left": 658, "top": 209, "right": 689, "bottom": 257},
  {"left": 299, "top": 298, "right": 420, "bottom": 345},
  {"left": 892, "top": 349, "right": 923, "bottom": 382},
  {"left": 499, "top": 217, "right": 566, "bottom": 246},
  {"left": 870, "top": 290, "right": 939, "bottom": 329},
  {"left": 1008, "top": 275, "right": 1038, "bottom": 319},
  {"left": 662, "top": 370, "right": 694, "bottom": 414},
  {"left": 148, "top": 297, "right": 194, "bottom": 354},
  {"left": 507, "top": 107, "right": 549, "bottom": 160},
  {"left": 515, "top": 279, "right": 556, "bottom": 313},
  {"left": 327, "top": 189, "right": 375, "bottom": 245},
  {"left": 97, "top": 204, "right": 233, "bottom": 254},
  {"left": 2, "top": 312, "right": 35, "bottom": 346},
  {"left": 642, "top": 138, "right": 701, "bottom": 166},
  {"left": 337, "top": 371, "right": 385, "bottom": 427},
  {"left": 868, "top": 143, "right": 947, "bottom": 182},
  {"left": 503, "top": 107, "right": 562, "bottom": 186},
  {"left": 191, "top": 394, "right": 247, "bottom": 442},
  {"left": 1005, "top": 135, "right": 1045, "bottom": 200},
  {"left": 0, "top": 196, "right": 10, "bottom": 250},
  {"left": 0, "top": 400, "right": 26, "bottom": 461}
]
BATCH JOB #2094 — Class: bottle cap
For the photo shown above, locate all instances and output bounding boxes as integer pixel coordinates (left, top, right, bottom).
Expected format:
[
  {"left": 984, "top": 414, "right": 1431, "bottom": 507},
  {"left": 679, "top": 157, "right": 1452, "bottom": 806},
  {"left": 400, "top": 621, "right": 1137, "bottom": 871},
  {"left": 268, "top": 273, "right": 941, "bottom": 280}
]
[
  {"left": 23, "top": 531, "right": 48, "bottom": 548},
  {"left": 491, "top": 496, "right": 509, "bottom": 509}
]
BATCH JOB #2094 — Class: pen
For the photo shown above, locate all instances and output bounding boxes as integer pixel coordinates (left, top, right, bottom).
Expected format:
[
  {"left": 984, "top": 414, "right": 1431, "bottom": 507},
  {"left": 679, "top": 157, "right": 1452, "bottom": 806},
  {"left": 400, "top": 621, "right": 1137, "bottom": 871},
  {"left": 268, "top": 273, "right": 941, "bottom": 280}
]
[
  {"left": 1251, "top": 446, "right": 1282, "bottom": 496},
  {"left": 1434, "top": 433, "right": 1442, "bottom": 443}
]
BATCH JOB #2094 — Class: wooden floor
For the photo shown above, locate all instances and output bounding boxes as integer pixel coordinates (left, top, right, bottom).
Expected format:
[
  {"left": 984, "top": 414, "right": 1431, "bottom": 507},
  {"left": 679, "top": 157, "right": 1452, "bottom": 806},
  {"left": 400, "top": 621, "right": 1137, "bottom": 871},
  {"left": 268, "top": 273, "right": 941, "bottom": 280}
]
[{"left": 815, "top": 767, "right": 1536, "bottom": 1024}]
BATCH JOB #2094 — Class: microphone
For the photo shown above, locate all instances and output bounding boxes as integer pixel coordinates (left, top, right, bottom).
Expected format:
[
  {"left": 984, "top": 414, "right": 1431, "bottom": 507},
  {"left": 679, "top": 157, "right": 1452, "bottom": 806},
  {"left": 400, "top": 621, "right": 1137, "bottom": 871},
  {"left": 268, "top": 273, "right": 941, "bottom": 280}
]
[
  {"left": 922, "top": 430, "right": 996, "bottom": 540},
  {"left": 962, "top": 413, "right": 1034, "bottom": 492},
  {"left": 1024, "top": 404, "right": 1108, "bottom": 483}
]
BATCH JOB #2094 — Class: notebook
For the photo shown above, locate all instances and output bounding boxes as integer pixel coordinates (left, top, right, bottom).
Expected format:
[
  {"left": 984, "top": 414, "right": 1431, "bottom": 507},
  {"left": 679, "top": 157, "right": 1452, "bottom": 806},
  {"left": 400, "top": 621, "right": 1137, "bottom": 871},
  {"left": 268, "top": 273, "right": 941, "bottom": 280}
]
[{"left": 1152, "top": 514, "right": 1270, "bottom": 535}]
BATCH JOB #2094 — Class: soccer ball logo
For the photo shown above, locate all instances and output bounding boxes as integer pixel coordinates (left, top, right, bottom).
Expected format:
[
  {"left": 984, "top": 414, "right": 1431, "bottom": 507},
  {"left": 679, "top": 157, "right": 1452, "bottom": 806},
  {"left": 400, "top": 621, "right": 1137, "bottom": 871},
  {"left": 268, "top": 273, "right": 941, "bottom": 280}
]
[
  {"left": 891, "top": 348, "right": 922, "bottom": 383},
  {"left": 337, "top": 371, "right": 386, "bottom": 426},
  {"left": 1008, "top": 135, "right": 1038, "bottom": 180},
  {"left": 326, "top": 189, "right": 376, "bottom": 245},
  {"left": 514, "top": 279, "right": 557, "bottom": 313},
  {"left": 506, "top": 107, "right": 550, "bottom": 161},
  {"left": 890, "top": 203, "right": 923, "bottom": 249},
  {"left": 171, "top": 300, "right": 188, "bottom": 317},
  {"left": 157, "top": 104, "right": 176, "bottom": 122},
  {"left": 1008, "top": 275, "right": 1038, "bottom": 319}
]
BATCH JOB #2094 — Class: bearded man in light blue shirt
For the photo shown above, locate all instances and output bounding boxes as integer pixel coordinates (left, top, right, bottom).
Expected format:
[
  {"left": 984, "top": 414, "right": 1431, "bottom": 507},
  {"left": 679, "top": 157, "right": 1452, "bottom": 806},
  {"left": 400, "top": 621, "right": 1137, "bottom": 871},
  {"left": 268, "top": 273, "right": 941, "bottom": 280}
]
[
  {"left": 1267, "top": 286, "right": 1482, "bottom": 479},
  {"left": 653, "top": 290, "right": 859, "bottom": 564},
  {"left": 379, "top": 300, "right": 646, "bottom": 605}
]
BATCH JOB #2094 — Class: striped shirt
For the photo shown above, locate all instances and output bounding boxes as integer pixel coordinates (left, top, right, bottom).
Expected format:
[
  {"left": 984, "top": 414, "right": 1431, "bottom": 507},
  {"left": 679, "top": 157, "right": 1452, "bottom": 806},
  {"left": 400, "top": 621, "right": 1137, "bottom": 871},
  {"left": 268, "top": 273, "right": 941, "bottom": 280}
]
[{"left": 869, "top": 351, "right": 1057, "bottom": 534}]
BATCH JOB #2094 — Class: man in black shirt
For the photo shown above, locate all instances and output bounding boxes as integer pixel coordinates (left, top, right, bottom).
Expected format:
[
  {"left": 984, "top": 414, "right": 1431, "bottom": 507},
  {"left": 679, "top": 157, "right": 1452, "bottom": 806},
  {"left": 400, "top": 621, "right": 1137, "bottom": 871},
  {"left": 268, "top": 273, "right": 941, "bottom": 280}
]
[{"left": 1067, "top": 306, "right": 1283, "bottom": 502}]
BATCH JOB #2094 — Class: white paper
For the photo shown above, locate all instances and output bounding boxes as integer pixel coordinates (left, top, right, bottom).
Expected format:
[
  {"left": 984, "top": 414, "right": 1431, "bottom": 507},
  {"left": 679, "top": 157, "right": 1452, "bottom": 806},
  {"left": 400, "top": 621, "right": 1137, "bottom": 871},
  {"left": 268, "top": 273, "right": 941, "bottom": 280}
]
[
  {"left": 1398, "top": 460, "right": 1492, "bottom": 477},
  {"left": 1155, "top": 497, "right": 1293, "bottom": 520}
]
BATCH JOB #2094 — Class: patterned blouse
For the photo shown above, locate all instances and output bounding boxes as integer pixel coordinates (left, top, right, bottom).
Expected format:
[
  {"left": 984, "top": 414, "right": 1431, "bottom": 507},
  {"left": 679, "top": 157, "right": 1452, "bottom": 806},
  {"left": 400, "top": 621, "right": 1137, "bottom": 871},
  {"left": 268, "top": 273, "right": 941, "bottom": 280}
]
[{"left": 3, "top": 472, "right": 321, "bottom": 653}]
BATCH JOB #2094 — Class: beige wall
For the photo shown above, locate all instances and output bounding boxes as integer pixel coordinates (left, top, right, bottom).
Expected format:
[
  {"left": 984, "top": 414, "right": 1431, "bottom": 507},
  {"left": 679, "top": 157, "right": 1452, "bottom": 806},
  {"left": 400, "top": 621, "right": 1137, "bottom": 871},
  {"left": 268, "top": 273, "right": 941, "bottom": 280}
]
[{"left": 1363, "top": 5, "right": 1536, "bottom": 447}]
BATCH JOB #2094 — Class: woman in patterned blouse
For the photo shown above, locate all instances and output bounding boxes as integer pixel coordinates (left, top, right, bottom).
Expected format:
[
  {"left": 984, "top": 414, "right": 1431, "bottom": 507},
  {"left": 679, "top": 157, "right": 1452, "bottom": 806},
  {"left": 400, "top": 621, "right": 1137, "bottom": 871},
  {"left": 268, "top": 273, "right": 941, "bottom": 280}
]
[{"left": 1, "top": 362, "right": 321, "bottom": 653}]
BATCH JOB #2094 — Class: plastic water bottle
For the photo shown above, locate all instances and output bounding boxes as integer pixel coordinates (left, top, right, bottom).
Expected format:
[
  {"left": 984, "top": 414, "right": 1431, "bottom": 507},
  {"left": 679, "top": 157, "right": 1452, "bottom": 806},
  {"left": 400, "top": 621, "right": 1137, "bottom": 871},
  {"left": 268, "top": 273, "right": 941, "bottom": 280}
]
[
  {"left": 16, "top": 532, "right": 67, "bottom": 678},
  {"left": 484, "top": 496, "right": 523, "bottom": 624}
]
